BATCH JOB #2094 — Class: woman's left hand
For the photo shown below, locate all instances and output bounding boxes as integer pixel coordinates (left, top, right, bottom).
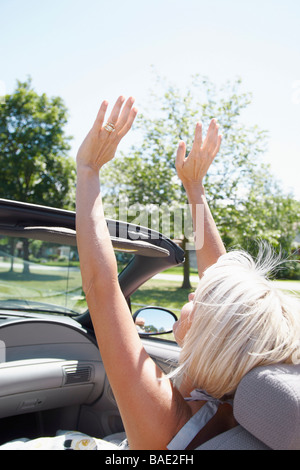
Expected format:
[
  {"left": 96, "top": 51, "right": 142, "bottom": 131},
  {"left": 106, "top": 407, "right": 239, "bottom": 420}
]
[
  {"left": 76, "top": 96, "right": 138, "bottom": 171},
  {"left": 175, "top": 119, "right": 222, "bottom": 188}
]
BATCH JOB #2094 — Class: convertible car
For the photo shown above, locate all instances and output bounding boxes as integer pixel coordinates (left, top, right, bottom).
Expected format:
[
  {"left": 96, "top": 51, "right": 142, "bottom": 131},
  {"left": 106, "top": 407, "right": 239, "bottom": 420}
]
[{"left": 0, "top": 199, "right": 299, "bottom": 450}]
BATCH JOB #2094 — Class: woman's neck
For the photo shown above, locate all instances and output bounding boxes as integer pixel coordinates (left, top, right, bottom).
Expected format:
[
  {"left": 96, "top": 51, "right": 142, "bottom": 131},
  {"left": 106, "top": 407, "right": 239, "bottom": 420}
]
[{"left": 178, "top": 374, "right": 195, "bottom": 398}]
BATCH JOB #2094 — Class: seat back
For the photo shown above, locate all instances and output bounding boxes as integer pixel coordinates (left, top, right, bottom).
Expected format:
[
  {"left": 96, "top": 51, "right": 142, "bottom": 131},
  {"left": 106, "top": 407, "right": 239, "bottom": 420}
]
[
  {"left": 197, "top": 363, "right": 300, "bottom": 450},
  {"left": 233, "top": 363, "right": 300, "bottom": 450}
]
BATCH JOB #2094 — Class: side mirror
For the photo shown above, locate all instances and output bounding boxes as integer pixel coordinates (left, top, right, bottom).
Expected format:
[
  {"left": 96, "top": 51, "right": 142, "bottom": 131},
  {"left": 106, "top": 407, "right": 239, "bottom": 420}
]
[{"left": 132, "top": 307, "right": 177, "bottom": 336}]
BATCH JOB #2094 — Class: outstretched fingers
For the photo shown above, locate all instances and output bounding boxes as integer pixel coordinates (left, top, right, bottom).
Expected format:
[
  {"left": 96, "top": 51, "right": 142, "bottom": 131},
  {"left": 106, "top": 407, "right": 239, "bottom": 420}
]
[
  {"left": 212, "top": 134, "right": 222, "bottom": 158},
  {"left": 193, "top": 122, "right": 203, "bottom": 151},
  {"left": 92, "top": 100, "right": 109, "bottom": 131},
  {"left": 107, "top": 96, "right": 126, "bottom": 126},
  {"left": 92, "top": 96, "right": 138, "bottom": 140},
  {"left": 201, "top": 119, "right": 222, "bottom": 162},
  {"left": 117, "top": 97, "right": 135, "bottom": 127},
  {"left": 102, "top": 96, "right": 138, "bottom": 137},
  {"left": 175, "top": 140, "right": 187, "bottom": 170},
  {"left": 205, "top": 119, "right": 219, "bottom": 148},
  {"left": 117, "top": 106, "right": 138, "bottom": 139},
  {"left": 117, "top": 97, "right": 138, "bottom": 137}
]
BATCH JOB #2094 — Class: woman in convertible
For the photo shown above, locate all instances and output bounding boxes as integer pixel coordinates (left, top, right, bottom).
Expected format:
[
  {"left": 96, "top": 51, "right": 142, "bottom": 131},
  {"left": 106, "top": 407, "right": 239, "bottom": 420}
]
[
  {"left": 2, "top": 96, "right": 298, "bottom": 450},
  {"left": 74, "top": 96, "right": 300, "bottom": 450}
]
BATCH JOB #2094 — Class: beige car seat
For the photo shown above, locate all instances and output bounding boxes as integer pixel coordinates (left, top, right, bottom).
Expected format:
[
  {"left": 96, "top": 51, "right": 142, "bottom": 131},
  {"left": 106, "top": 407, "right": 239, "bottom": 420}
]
[{"left": 198, "top": 363, "right": 300, "bottom": 450}]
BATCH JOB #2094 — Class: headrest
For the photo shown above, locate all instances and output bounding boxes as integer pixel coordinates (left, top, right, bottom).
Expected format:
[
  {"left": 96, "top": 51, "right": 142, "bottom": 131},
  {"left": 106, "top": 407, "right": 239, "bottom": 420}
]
[{"left": 233, "top": 363, "right": 300, "bottom": 450}]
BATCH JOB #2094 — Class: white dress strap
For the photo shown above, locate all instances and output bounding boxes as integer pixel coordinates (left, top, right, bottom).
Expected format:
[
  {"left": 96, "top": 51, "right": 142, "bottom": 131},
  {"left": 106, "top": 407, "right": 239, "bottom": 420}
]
[
  {"left": 167, "top": 400, "right": 219, "bottom": 450},
  {"left": 185, "top": 389, "right": 221, "bottom": 402}
]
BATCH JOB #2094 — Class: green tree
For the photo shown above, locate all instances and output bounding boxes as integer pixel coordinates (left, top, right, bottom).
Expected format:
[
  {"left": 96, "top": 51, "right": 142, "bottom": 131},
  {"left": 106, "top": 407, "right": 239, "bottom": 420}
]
[
  {"left": 0, "top": 78, "right": 76, "bottom": 209},
  {"left": 233, "top": 171, "right": 300, "bottom": 279},
  {"left": 102, "top": 75, "right": 300, "bottom": 284},
  {"left": 0, "top": 78, "right": 76, "bottom": 273}
]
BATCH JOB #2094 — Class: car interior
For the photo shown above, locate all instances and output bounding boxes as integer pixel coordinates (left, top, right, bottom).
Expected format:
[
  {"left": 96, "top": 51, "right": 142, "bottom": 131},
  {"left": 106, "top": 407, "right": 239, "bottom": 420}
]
[{"left": 0, "top": 198, "right": 299, "bottom": 450}]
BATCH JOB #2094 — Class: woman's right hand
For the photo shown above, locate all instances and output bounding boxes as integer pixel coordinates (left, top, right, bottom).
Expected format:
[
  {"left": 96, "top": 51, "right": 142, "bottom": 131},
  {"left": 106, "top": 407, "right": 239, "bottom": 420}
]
[
  {"left": 76, "top": 96, "right": 137, "bottom": 172},
  {"left": 175, "top": 119, "right": 222, "bottom": 188}
]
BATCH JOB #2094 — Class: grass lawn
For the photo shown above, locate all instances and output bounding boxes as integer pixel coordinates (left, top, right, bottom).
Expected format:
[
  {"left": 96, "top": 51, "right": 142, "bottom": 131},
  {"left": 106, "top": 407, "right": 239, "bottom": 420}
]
[{"left": 0, "top": 263, "right": 86, "bottom": 313}]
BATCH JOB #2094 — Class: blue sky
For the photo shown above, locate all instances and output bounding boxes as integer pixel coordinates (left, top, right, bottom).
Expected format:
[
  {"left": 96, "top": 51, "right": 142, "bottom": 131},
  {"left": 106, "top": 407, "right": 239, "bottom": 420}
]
[{"left": 1, "top": 0, "right": 300, "bottom": 198}]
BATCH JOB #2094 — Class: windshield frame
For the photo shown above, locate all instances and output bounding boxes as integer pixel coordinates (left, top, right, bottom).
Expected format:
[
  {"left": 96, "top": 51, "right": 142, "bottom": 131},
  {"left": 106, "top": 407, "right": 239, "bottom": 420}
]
[{"left": 0, "top": 199, "right": 185, "bottom": 322}]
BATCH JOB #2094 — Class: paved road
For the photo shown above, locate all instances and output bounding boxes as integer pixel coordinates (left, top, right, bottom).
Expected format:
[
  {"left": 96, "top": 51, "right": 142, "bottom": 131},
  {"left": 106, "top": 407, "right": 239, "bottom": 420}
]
[
  {"left": 0, "top": 261, "right": 79, "bottom": 272},
  {"left": 1, "top": 261, "right": 299, "bottom": 292}
]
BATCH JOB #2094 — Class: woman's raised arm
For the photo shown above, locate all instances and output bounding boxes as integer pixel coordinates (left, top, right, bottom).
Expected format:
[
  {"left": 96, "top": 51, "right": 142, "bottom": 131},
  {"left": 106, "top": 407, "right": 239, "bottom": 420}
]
[
  {"left": 76, "top": 97, "right": 189, "bottom": 449},
  {"left": 175, "top": 119, "right": 226, "bottom": 277}
]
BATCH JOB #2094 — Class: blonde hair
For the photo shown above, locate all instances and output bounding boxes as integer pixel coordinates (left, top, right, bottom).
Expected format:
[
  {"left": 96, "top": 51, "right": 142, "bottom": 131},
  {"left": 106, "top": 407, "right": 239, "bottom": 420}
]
[{"left": 177, "top": 245, "right": 300, "bottom": 399}]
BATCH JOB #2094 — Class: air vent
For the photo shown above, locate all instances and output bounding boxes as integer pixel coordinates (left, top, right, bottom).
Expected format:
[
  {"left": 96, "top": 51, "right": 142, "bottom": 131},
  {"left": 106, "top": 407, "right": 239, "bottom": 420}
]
[{"left": 63, "top": 365, "right": 92, "bottom": 385}]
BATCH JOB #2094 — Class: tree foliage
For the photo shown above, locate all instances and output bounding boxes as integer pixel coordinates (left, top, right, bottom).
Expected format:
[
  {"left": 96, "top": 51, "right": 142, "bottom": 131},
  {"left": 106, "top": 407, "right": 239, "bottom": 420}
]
[
  {"left": 0, "top": 78, "right": 77, "bottom": 274},
  {"left": 103, "top": 75, "right": 300, "bottom": 281},
  {"left": 0, "top": 78, "right": 76, "bottom": 209}
]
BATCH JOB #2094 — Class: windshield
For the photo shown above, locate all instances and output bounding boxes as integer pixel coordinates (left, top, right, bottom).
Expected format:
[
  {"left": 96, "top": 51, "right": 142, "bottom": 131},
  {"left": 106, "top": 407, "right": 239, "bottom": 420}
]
[{"left": 0, "top": 235, "right": 133, "bottom": 316}]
